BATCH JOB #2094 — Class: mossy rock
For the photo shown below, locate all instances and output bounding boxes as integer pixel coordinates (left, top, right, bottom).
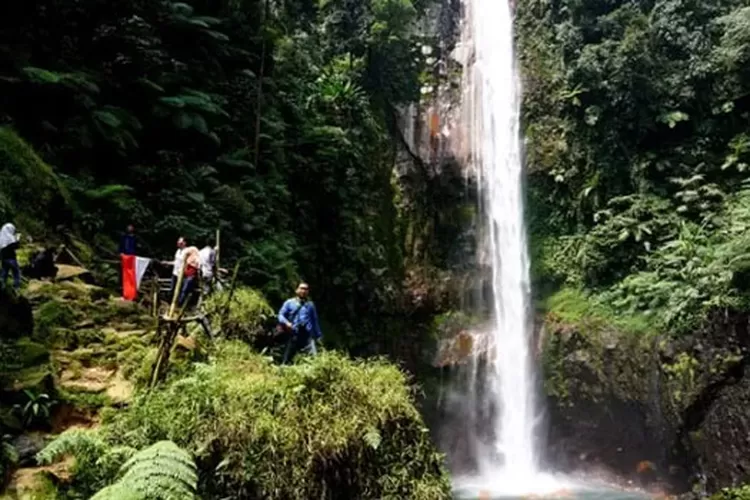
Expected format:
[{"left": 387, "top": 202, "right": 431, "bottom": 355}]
[
  {"left": 33, "top": 300, "right": 77, "bottom": 341},
  {"left": 99, "top": 342, "right": 451, "bottom": 499},
  {"left": 0, "top": 338, "right": 50, "bottom": 390},
  {"left": 0, "top": 127, "right": 72, "bottom": 238}
]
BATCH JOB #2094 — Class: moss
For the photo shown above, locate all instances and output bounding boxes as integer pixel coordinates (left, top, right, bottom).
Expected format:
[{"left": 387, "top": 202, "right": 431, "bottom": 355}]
[
  {"left": 0, "top": 126, "right": 71, "bottom": 238},
  {"left": 544, "top": 287, "right": 654, "bottom": 337},
  {"left": 58, "top": 387, "right": 112, "bottom": 411},
  {"left": 663, "top": 352, "right": 700, "bottom": 405},
  {"left": 33, "top": 300, "right": 77, "bottom": 341},
  {"left": 0, "top": 338, "right": 50, "bottom": 392},
  {"left": 541, "top": 288, "right": 656, "bottom": 405},
  {"left": 99, "top": 341, "right": 450, "bottom": 499}
]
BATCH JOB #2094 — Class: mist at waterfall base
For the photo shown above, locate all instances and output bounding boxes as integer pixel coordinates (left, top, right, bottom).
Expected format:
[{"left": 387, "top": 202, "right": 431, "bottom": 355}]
[{"left": 438, "top": 0, "right": 650, "bottom": 498}]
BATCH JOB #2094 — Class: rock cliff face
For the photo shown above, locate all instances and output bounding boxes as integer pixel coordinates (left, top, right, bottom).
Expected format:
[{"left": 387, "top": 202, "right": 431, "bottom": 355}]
[{"left": 541, "top": 309, "right": 750, "bottom": 495}]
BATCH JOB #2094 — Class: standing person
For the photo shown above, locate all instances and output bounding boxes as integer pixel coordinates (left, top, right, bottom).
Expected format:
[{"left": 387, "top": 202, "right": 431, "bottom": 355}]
[
  {"left": 199, "top": 242, "right": 216, "bottom": 295},
  {"left": 277, "top": 282, "right": 323, "bottom": 364},
  {"left": 119, "top": 224, "right": 136, "bottom": 256},
  {"left": 168, "top": 237, "right": 187, "bottom": 298},
  {"left": 0, "top": 223, "right": 21, "bottom": 291},
  {"left": 178, "top": 245, "right": 200, "bottom": 307}
]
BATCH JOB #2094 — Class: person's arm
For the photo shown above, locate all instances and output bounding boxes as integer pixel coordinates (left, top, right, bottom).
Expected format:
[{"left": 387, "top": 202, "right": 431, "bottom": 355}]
[
  {"left": 118, "top": 235, "right": 125, "bottom": 254},
  {"left": 277, "top": 300, "right": 293, "bottom": 327}
]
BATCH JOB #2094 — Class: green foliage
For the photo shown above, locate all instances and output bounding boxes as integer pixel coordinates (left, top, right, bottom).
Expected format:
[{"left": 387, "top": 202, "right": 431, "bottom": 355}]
[
  {"left": 0, "top": 0, "right": 436, "bottom": 354},
  {"left": 14, "top": 390, "right": 55, "bottom": 428},
  {"left": 712, "top": 485, "right": 750, "bottom": 500},
  {"left": 37, "top": 429, "right": 132, "bottom": 496},
  {"left": 0, "top": 127, "right": 71, "bottom": 237},
  {"left": 520, "top": 0, "right": 750, "bottom": 333},
  {"left": 544, "top": 287, "right": 653, "bottom": 337},
  {"left": 90, "top": 441, "right": 198, "bottom": 500},
  {"left": 203, "top": 287, "right": 274, "bottom": 343},
  {"left": 98, "top": 341, "right": 450, "bottom": 499},
  {"left": 33, "top": 300, "right": 76, "bottom": 341}
]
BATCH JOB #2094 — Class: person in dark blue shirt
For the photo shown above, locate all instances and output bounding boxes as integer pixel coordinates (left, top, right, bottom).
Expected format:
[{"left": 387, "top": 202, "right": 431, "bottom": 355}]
[
  {"left": 277, "top": 282, "right": 323, "bottom": 364},
  {"left": 119, "top": 224, "right": 137, "bottom": 256}
]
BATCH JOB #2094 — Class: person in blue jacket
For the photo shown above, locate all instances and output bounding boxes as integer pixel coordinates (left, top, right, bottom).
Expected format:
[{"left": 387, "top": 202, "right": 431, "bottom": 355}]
[
  {"left": 277, "top": 282, "right": 322, "bottom": 364},
  {"left": 119, "top": 224, "right": 137, "bottom": 256}
]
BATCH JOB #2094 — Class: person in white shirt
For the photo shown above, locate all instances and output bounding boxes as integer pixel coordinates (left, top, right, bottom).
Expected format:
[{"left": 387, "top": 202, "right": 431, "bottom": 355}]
[
  {"left": 169, "top": 237, "right": 187, "bottom": 297},
  {"left": 199, "top": 242, "right": 216, "bottom": 294}
]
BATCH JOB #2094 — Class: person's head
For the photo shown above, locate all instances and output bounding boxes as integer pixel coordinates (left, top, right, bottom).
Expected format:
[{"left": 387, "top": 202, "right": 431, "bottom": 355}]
[
  {"left": 177, "top": 237, "right": 186, "bottom": 249},
  {"left": 126, "top": 224, "right": 135, "bottom": 234},
  {"left": 296, "top": 282, "right": 310, "bottom": 299}
]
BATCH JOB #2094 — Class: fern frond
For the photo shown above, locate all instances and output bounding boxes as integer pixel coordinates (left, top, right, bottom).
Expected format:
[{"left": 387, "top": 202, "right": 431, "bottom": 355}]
[
  {"left": 36, "top": 429, "right": 108, "bottom": 465},
  {"left": 93, "top": 441, "right": 198, "bottom": 500}
]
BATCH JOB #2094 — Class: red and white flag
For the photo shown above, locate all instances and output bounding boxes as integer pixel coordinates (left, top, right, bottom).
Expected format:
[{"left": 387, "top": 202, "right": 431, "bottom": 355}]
[{"left": 121, "top": 254, "right": 151, "bottom": 301}]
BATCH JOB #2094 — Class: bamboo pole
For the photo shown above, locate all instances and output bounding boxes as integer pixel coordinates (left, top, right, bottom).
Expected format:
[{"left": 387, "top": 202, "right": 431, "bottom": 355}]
[
  {"left": 168, "top": 256, "right": 188, "bottom": 319},
  {"left": 151, "top": 276, "right": 159, "bottom": 318}
]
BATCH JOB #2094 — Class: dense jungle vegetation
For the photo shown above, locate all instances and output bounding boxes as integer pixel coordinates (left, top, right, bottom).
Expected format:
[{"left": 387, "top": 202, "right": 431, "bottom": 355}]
[
  {"left": 519, "top": 0, "right": 750, "bottom": 334},
  {"left": 0, "top": 1, "right": 461, "bottom": 496},
  {"left": 0, "top": 0, "right": 463, "bottom": 357}
]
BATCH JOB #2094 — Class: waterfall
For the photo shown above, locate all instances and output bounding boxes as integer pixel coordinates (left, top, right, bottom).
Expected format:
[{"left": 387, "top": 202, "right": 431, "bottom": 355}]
[
  {"left": 440, "top": 2, "right": 658, "bottom": 498},
  {"left": 468, "top": 0, "right": 538, "bottom": 482},
  {"left": 448, "top": 0, "right": 551, "bottom": 494}
]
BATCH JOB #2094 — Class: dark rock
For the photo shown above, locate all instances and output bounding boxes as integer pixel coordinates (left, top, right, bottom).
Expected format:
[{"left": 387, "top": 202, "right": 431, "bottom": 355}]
[
  {"left": 0, "top": 292, "right": 33, "bottom": 340},
  {"left": 11, "top": 434, "right": 45, "bottom": 466},
  {"left": 541, "top": 309, "right": 750, "bottom": 496}
]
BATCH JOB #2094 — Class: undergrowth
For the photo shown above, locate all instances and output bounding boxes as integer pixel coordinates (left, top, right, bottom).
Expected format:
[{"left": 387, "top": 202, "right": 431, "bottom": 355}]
[{"left": 40, "top": 342, "right": 450, "bottom": 499}]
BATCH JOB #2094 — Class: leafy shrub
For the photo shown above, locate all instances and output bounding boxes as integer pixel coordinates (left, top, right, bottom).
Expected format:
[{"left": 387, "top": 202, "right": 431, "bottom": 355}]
[
  {"left": 99, "top": 342, "right": 450, "bottom": 499},
  {"left": 602, "top": 187, "right": 750, "bottom": 331},
  {"left": 37, "top": 429, "right": 133, "bottom": 496},
  {"left": 203, "top": 287, "right": 275, "bottom": 343}
]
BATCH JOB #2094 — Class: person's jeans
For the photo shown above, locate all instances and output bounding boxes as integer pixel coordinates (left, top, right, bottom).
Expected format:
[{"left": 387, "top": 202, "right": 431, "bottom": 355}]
[
  {"left": 282, "top": 333, "right": 317, "bottom": 364},
  {"left": 1, "top": 259, "right": 20, "bottom": 290},
  {"left": 178, "top": 276, "right": 196, "bottom": 307}
]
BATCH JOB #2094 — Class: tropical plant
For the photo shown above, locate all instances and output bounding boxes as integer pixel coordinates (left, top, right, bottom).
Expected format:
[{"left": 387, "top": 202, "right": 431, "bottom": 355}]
[
  {"left": 14, "top": 390, "right": 55, "bottom": 428},
  {"left": 90, "top": 441, "right": 198, "bottom": 500}
]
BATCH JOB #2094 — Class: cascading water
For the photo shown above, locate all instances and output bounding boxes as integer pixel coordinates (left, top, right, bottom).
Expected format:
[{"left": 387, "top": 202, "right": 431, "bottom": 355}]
[
  {"left": 437, "top": 2, "right": 657, "bottom": 498},
  {"left": 460, "top": 0, "right": 539, "bottom": 487},
  {"left": 446, "top": 0, "right": 559, "bottom": 495}
]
